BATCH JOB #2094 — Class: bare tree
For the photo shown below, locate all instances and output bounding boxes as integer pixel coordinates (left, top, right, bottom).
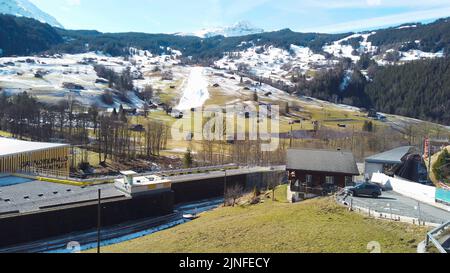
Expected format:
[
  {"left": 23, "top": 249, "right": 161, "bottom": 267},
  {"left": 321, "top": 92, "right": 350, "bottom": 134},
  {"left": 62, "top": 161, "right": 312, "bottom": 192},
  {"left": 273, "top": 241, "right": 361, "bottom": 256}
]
[
  {"left": 225, "top": 184, "right": 244, "bottom": 207},
  {"left": 266, "top": 172, "right": 282, "bottom": 201}
]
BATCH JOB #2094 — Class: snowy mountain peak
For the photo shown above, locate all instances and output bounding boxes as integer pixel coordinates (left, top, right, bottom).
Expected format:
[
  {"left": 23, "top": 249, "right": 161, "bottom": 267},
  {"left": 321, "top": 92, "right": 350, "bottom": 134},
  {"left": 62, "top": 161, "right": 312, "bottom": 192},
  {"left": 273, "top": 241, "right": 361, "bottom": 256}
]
[
  {"left": 0, "top": 0, "right": 63, "bottom": 27},
  {"left": 180, "top": 21, "right": 264, "bottom": 38}
]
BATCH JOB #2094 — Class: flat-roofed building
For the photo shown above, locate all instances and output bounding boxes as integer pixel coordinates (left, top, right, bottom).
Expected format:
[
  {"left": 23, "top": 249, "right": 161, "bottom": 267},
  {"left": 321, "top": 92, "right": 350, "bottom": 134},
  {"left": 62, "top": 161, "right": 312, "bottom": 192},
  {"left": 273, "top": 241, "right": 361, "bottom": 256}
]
[
  {"left": 0, "top": 137, "right": 70, "bottom": 176},
  {"left": 115, "top": 171, "right": 172, "bottom": 197},
  {"left": 364, "top": 146, "right": 414, "bottom": 179}
]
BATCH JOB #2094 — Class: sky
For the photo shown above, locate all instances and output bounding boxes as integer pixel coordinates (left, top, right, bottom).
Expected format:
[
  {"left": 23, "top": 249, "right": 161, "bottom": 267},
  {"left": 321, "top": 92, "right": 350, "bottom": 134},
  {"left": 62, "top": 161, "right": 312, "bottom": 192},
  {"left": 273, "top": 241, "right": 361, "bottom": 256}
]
[{"left": 29, "top": 0, "right": 450, "bottom": 34}]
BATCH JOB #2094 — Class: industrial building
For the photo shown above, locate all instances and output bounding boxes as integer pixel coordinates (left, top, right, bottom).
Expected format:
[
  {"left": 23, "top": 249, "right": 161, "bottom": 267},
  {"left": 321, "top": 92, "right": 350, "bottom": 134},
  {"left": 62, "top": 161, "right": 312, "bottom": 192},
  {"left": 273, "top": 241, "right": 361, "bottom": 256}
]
[
  {"left": 364, "top": 146, "right": 414, "bottom": 178},
  {"left": 364, "top": 146, "right": 428, "bottom": 184},
  {"left": 0, "top": 137, "right": 70, "bottom": 176}
]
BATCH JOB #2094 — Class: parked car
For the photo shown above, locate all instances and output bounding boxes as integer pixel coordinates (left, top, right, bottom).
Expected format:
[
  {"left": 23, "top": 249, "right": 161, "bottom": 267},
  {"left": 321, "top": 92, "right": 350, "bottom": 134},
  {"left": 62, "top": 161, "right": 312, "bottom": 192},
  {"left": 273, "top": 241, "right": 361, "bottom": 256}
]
[{"left": 344, "top": 183, "right": 382, "bottom": 198}]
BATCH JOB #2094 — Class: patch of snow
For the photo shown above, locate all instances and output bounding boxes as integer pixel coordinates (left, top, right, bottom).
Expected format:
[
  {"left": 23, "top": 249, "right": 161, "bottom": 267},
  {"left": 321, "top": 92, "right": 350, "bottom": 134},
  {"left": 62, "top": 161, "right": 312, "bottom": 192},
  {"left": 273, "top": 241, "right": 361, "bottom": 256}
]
[
  {"left": 179, "top": 21, "right": 264, "bottom": 38},
  {"left": 323, "top": 32, "right": 377, "bottom": 62},
  {"left": 0, "top": 52, "right": 155, "bottom": 109},
  {"left": 214, "top": 44, "right": 330, "bottom": 85},
  {"left": 290, "top": 45, "right": 326, "bottom": 62},
  {"left": 175, "top": 67, "right": 209, "bottom": 111},
  {"left": 339, "top": 70, "right": 352, "bottom": 91},
  {"left": 400, "top": 49, "right": 445, "bottom": 61},
  {"left": 397, "top": 25, "right": 417, "bottom": 30},
  {"left": 323, "top": 34, "right": 361, "bottom": 62},
  {"left": 359, "top": 32, "right": 378, "bottom": 54}
]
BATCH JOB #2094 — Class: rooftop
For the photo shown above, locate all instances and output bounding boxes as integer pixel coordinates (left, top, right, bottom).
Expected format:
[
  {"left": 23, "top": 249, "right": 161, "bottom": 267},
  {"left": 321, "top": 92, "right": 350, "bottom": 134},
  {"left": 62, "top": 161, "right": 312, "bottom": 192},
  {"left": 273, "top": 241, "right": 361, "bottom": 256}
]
[
  {"left": 0, "top": 137, "right": 69, "bottom": 158},
  {"left": 365, "top": 146, "right": 414, "bottom": 164},
  {"left": 286, "top": 149, "right": 360, "bottom": 175},
  {"left": 0, "top": 180, "right": 123, "bottom": 214},
  {"left": 117, "top": 175, "right": 171, "bottom": 186},
  {"left": 120, "top": 171, "right": 138, "bottom": 176}
]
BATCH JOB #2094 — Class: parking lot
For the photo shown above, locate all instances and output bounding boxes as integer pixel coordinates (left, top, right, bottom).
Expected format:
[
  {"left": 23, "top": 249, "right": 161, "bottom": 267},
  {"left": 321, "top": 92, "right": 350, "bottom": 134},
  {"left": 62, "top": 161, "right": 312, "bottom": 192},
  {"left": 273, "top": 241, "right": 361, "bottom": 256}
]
[{"left": 340, "top": 191, "right": 450, "bottom": 225}]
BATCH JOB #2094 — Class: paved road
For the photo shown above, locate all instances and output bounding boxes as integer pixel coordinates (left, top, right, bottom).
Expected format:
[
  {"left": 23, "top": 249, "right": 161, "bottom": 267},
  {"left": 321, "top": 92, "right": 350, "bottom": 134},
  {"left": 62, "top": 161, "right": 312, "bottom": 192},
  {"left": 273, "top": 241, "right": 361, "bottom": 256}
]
[{"left": 340, "top": 191, "right": 450, "bottom": 224}]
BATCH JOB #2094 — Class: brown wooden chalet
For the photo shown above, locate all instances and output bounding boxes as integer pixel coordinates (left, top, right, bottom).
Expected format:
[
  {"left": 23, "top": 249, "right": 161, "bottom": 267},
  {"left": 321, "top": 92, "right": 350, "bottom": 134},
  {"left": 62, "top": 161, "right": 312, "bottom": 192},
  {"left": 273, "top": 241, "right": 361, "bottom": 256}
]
[{"left": 287, "top": 148, "right": 360, "bottom": 202}]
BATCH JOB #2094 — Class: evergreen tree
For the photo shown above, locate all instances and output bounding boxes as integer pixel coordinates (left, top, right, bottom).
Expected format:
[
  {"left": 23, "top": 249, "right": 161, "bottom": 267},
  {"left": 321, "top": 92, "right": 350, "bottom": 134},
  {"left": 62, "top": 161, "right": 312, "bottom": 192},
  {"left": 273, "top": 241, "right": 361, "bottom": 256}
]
[{"left": 183, "top": 149, "right": 193, "bottom": 168}]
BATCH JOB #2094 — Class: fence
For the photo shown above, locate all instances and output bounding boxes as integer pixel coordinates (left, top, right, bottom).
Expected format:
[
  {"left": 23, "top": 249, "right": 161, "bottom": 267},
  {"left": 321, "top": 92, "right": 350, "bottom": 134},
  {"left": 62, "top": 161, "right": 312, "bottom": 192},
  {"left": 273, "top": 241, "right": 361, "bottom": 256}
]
[
  {"left": 290, "top": 184, "right": 340, "bottom": 196},
  {"left": 337, "top": 193, "right": 446, "bottom": 226},
  {"left": 372, "top": 173, "right": 436, "bottom": 205},
  {"left": 426, "top": 221, "right": 450, "bottom": 253},
  {"left": 289, "top": 183, "right": 341, "bottom": 203},
  {"left": 12, "top": 164, "right": 271, "bottom": 186}
]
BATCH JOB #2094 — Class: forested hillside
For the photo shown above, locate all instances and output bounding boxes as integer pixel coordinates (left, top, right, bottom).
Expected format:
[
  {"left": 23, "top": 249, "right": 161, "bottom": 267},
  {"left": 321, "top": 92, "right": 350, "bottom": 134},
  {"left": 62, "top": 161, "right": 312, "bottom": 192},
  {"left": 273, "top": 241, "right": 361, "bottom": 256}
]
[
  {"left": 53, "top": 28, "right": 349, "bottom": 60},
  {"left": 295, "top": 57, "right": 450, "bottom": 125},
  {"left": 1, "top": 13, "right": 449, "bottom": 59},
  {"left": 0, "top": 14, "right": 62, "bottom": 56},
  {"left": 365, "top": 57, "right": 450, "bottom": 124},
  {"left": 368, "top": 18, "right": 450, "bottom": 54}
]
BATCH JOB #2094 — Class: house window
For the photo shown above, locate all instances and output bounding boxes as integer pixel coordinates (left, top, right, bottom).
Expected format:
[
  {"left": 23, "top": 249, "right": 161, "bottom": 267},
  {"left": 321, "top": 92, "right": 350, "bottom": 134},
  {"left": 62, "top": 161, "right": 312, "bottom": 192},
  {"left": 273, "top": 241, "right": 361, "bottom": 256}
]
[
  {"left": 345, "top": 176, "right": 353, "bottom": 186},
  {"left": 325, "top": 176, "right": 334, "bottom": 185},
  {"left": 289, "top": 171, "right": 296, "bottom": 180},
  {"left": 306, "top": 175, "right": 313, "bottom": 185}
]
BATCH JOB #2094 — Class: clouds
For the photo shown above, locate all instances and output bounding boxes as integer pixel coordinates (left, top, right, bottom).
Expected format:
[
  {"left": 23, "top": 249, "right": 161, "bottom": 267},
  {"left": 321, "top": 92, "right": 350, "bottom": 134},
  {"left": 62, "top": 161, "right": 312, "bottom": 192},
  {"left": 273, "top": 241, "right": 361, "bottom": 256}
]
[
  {"left": 266, "top": 0, "right": 450, "bottom": 32},
  {"left": 66, "top": 0, "right": 81, "bottom": 6},
  {"left": 222, "top": 0, "right": 272, "bottom": 17},
  {"left": 308, "top": 6, "right": 450, "bottom": 33},
  {"left": 27, "top": 0, "right": 450, "bottom": 34},
  {"left": 366, "top": 0, "right": 382, "bottom": 6},
  {"left": 273, "top": 0, "right": 449, "bottom": 10}
]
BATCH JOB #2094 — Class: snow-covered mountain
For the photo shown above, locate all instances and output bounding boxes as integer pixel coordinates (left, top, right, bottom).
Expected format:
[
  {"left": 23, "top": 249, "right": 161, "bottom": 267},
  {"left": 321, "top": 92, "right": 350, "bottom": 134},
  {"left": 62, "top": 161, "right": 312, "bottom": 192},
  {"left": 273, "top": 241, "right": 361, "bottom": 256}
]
[
  {"left": 179, "top": 21, "right": 264, "bottom": 38},
  {"left": 0, "top": 0, "right": 62, "bottom": 27}
]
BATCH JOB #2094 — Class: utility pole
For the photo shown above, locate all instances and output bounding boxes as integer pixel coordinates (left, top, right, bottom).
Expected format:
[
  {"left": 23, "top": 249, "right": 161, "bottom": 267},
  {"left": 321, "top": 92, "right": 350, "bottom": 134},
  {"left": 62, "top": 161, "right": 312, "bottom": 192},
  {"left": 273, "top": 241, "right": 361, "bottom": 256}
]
[
  {"left": 289, "top": 121, "right": 294, "bottom": 148},
  {"left": 223, "top": 169, "right": 227, "bottom": 205},
  {"left": 418, "top": 202, "right": 422, "bottom": 225},
  {"left": 97, "top": 189, "right": 101, "bottom": 254},
  {"left": 290, "top": 124, "right": 293, "bottom": 148},
  {"left": 426, "top": 137, "right": 432, "bottom": 184}
]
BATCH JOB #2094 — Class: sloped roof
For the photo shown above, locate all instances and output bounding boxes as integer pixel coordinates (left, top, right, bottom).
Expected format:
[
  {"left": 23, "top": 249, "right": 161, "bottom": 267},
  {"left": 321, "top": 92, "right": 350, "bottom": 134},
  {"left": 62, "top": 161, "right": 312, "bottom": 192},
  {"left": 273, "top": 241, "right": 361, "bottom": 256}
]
[
  {"left": 365, "top": 146, "right": 413, "bottom": 164},
  {"left": 0, "top": 137, "right": 68, "bottom": 158},
  {"left": 287, "top": 149, "right": 360, "bottom": 175}
]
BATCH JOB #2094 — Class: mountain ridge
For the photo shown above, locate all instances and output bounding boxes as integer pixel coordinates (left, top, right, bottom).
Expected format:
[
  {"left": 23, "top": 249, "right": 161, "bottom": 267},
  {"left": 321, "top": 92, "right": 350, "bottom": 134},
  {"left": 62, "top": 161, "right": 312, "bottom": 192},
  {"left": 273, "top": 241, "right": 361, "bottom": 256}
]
[
  {"left": 0, "top": 0, "right": 62, "bottom": 28},
  {"left": 177, "top": 21, "right": 265, "bottom": 38}
]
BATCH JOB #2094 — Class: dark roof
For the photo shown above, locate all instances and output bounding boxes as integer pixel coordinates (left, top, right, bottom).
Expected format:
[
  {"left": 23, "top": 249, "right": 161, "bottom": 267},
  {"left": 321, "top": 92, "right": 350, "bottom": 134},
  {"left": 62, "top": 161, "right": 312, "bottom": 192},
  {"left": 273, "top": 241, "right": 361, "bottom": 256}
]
[
  {"left": 0, "top": 181, "right": 122, "bottom": 214},
  {"left": 287, "top": 149, "right": 360, "bottom": 175},
  {"left": 365, "top": 146, "right": 413, "bottom": 164}
]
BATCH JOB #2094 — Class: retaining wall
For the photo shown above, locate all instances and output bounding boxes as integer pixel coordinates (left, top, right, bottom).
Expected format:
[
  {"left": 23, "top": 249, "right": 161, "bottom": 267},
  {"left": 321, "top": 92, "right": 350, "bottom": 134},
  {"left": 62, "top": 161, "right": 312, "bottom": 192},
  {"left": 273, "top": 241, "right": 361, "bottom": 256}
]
[
  {"left": 0, "top": 191, "right": 173, "bottom": 248},
  {"left": 171, "top": 171, "right": 286, "bottom": 204},
  {"left": 372, "top": 173, "right": 435, "bottom": 205}
]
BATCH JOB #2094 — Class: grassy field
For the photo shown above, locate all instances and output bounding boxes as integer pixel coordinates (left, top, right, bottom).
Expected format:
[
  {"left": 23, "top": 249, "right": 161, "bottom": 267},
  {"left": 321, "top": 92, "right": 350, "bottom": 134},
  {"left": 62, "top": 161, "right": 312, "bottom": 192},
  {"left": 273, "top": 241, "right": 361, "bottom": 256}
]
[
  {"left": 0, "top": 130, "right": 12, "bottom": 137},
  {"left": 94, "top": 186, "right": 428, "bottom": 253}
]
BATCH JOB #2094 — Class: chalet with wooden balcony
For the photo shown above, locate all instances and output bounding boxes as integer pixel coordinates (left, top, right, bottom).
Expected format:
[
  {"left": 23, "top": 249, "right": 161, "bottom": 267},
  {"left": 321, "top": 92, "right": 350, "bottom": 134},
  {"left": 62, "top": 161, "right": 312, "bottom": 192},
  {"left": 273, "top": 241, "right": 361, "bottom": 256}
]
[{"left": 287, "top": 148, "right": 360, "bottom": 202}]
